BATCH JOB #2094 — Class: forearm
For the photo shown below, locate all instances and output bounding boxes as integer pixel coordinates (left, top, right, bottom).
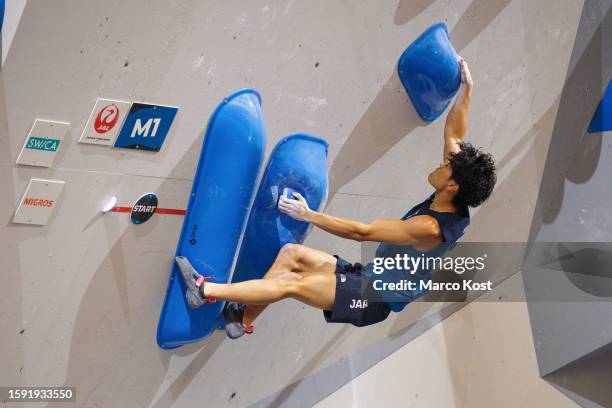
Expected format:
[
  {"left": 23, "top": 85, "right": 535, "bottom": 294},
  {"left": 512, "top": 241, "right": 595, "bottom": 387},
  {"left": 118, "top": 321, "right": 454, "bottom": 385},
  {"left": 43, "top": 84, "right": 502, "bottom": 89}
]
[
  {"left": 305, "top": 210, "right": 369, "bottom": 241},
  {"left": 454, "top": 82, "right": 472, "bottom": 111},
  {"left": 446, "top": 83, "right": 472, "bottom": 140}
]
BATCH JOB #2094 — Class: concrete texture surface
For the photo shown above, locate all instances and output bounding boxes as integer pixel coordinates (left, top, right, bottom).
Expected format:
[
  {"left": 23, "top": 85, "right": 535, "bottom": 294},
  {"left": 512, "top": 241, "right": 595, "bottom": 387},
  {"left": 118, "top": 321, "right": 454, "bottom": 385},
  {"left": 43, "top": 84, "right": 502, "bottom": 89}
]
[{"left": 0, "top": 0, "right": 607, "bottom": 407}]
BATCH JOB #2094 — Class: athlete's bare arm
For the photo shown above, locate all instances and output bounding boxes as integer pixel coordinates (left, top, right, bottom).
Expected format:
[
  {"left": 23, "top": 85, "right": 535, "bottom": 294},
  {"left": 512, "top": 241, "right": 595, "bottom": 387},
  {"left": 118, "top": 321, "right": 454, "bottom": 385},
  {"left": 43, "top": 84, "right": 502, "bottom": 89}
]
[
  {"left": 277, "top": 63, "right": 474, "bottom": 245},
  {"left": 308, "top": 211, "right": 442, "bottom": 244},
  {"left": 278, "top": 193, "right": 442, "bottom": 245},
  {"left": 443, "top": 59, "right": 473, "bottom": 161}
]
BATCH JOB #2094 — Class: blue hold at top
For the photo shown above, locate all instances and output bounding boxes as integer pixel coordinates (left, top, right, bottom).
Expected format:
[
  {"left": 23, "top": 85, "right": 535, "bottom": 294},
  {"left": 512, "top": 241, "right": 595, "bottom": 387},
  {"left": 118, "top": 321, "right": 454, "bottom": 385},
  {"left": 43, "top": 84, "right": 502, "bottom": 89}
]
[
  {"left": 0, "top": 0, "right": 4, "bottom": 32},
  {"left": 588, "top": 79, "right": 612, "bottom": 133},
  {"left": 397, "top": 22, "right": 461, "bottom": 122}
]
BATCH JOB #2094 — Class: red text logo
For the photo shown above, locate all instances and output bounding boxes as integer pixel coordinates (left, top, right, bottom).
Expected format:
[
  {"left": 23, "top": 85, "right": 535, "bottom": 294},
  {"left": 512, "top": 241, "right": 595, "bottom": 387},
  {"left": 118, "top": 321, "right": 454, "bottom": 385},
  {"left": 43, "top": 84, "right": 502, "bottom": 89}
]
[
  {"left": 94, "top": 104, "right": 120, "bottom": 134},
  {"left": 23, "top": 198, "right": 55, "bottom": 207}
]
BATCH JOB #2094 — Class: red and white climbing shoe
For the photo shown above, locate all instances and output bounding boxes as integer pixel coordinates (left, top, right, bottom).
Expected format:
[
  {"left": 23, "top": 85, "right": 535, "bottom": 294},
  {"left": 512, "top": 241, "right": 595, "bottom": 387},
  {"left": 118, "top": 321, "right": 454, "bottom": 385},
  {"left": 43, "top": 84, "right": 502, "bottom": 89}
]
[
  {"left": 223, "top": 302, "right": 255, "bottom": 339},
  {"left": 175, "top": 256, "right": 216, "bottom": 308}
]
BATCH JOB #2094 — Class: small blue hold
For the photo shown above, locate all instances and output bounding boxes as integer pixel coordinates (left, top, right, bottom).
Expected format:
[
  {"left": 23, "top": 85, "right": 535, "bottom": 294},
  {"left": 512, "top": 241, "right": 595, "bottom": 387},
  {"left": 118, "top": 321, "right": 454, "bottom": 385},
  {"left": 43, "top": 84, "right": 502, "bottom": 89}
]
[
  {"left": 588, "top": 79, "right": 612, "bottom": 134},
  {"left": 397, "top": 22, "right": 461, "bottom": 122},
  {"left": 0, "top": 0, "right": 4, "bottom": 32}
]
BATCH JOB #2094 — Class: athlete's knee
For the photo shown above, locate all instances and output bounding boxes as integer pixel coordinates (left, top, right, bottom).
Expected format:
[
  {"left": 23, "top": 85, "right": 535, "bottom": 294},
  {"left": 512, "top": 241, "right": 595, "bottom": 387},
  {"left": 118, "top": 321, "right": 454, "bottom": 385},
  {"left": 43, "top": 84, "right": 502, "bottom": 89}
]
[
  {"left": 279, "top": 243, "right": 301, "bottom": 258},
  {"left": 277, "top": 243, "right": 305, "bottom": 266}
]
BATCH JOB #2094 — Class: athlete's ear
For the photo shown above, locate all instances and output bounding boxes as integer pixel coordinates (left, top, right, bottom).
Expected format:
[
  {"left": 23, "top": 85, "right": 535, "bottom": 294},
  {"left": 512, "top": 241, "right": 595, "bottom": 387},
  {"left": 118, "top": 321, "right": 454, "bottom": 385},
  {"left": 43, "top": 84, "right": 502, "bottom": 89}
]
[{"left": 447, "top": 179, "right": 459, "bottom": 193}]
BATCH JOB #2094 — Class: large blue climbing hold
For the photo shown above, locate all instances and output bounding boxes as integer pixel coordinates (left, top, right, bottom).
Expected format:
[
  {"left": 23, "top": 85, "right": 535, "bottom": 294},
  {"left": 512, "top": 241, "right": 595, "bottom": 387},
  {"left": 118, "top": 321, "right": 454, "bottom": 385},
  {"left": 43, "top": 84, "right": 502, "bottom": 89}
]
[
  {"left": 156, "top": 89, "right": 267, "bottom": 349},
  {"left": 398, "top": 22, "right": 461, "bottom": 122},
  {"left": 230, "top": 134, "right": 329, "bottom": 285},
  {"left": 588, "top": 79, "right": 612, "bottom": 133}
]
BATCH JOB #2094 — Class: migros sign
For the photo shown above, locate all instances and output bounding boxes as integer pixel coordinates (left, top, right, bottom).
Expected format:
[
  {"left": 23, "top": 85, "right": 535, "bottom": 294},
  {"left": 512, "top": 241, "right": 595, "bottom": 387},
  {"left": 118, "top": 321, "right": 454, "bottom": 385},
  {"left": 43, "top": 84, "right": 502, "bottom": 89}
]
[{"left": 23, "top": 197, "right": 55, "bottom": 207}]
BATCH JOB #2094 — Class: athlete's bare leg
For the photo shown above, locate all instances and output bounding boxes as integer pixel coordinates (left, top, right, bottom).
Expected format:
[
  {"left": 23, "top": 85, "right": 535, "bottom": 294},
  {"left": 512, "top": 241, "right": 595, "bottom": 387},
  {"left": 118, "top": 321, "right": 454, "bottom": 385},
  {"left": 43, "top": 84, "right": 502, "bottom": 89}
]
[
  {"left": 204, "top": 270, "right": 337, "bottom": 311},
  {"left": 175, "top": 244, "right": 339, "bottom": 332},
  {"left": 237, "top": 244, "right": 338, "bottom": 325}
]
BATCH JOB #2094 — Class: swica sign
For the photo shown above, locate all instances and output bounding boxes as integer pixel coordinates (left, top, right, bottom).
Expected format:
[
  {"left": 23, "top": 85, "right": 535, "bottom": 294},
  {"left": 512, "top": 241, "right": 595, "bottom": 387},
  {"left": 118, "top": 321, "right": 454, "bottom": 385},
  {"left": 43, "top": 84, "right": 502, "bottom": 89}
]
[
  {"left": 16, "top": 119, "right": 70, "bottom": 167},
  {"left": 26, "top": 137, "right": 60, "bottom": 152}
]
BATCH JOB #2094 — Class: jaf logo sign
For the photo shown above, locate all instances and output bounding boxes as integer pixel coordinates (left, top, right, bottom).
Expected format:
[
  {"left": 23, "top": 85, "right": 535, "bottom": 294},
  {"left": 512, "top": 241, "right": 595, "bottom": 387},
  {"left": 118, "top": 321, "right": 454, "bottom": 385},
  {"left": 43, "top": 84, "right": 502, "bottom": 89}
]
[
  {"left": 16, "top": 119, "right": 70, "bottom": 167},
  {"left": 113, "top": 103, "right": 178, "bottom": 152},
  {"left": 79, "top": 98, "right": 131, "bottom": 146},
  {"left": 95, "top": 104, "right": 120, "bottom": 133}
]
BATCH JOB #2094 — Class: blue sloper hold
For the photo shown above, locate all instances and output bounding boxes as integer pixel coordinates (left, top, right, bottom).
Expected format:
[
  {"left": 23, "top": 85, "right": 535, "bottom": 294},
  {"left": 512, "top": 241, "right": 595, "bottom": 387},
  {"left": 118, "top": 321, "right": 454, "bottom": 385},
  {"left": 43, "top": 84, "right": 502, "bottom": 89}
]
[
  {"left": 229, "top": 134, "right": 329, "bottom": 286},
  {"left": 397, "top": 22, "right": 462, "bottom": 122},
  {"left": 156, "top": 89, "right": 266, "bottom": 349},
  {"left": 588, "top": 79, "right": 612, "bottom": 133}
]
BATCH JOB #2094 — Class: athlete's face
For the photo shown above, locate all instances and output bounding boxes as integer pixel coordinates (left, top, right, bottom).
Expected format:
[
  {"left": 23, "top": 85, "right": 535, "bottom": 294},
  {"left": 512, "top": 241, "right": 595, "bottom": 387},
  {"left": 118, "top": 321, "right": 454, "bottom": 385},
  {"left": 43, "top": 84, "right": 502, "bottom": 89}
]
[{"left": 428, "top": 161, "right": 454, "bottom": 191}]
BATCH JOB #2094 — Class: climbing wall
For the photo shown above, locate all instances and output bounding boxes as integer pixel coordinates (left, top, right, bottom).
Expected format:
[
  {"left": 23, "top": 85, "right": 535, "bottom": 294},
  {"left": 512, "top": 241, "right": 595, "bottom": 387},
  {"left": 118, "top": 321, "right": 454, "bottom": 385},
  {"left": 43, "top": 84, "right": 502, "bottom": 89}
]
[{"left": 1, "top": 0, "right": 606, "bottom": 407}]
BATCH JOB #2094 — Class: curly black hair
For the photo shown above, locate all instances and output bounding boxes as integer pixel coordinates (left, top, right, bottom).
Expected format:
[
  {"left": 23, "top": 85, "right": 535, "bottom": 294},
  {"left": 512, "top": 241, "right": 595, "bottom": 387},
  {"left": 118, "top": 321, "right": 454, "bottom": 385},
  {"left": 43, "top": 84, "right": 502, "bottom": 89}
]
[{"left": 448, "top": 142, "right": 496, "bottom": 209}]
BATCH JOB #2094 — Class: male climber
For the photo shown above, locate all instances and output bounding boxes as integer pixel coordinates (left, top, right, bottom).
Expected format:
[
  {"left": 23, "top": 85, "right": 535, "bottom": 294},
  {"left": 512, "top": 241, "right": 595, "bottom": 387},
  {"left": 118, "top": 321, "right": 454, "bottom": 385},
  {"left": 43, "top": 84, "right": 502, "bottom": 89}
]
[{"left": 176, "top": 59, "right": 496, "bottom": 339}]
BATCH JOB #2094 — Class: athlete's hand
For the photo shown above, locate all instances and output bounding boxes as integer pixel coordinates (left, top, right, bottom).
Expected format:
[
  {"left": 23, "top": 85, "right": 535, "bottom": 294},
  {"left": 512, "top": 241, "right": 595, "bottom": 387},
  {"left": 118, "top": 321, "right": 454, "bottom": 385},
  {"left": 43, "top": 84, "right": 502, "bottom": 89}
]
[
  {"left": 278, "top": 192, "right": 312, "bottom": 222},
  {"left": 459, "top": 58, "right": 473, "bottom": 88}
]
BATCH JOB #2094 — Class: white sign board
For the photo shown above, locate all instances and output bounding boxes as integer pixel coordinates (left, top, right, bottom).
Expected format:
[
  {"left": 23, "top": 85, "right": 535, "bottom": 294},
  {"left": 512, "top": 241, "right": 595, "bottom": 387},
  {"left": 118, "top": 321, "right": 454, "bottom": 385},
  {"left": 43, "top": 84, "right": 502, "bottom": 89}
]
[
  {"left": 16, "top": 119, "right": 70, "bottom": 167},
  {"left": 13, "top": 179, "right": 66, "bottom": 226},
  {"left": 79, "top": 98, "right": 131, "bottom": 146}
]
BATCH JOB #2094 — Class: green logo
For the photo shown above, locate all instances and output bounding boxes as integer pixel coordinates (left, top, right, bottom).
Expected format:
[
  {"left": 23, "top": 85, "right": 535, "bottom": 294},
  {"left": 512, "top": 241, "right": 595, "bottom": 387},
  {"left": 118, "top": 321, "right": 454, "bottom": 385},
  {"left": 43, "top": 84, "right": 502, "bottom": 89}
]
[{"left": 26, "top": 137, "right": 60, "bottom": 152}]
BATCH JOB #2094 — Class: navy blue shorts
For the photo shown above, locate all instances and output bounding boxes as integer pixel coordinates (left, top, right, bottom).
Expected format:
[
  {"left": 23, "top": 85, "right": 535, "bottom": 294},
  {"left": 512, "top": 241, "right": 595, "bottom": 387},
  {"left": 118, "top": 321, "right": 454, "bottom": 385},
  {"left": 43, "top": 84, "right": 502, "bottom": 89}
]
[{"left": 323, "top": 256, "right": 391, "bottom": 327}]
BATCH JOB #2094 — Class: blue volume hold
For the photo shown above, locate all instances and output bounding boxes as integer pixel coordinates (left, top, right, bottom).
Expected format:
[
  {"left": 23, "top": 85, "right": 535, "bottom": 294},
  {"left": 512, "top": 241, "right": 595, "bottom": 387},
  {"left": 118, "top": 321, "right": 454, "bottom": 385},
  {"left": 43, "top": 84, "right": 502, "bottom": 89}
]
[
  {"left": 588, "top": 79, "right": 612, "bottom": 133},
  {"left": 156, "top": 89, "right": 266, "bottom": 349},
  {"left": 230, "top": 134, "right": 329, "bottom": 285},
  {"left": 397, "top": 22, "right": 461, "bottom": 122}
]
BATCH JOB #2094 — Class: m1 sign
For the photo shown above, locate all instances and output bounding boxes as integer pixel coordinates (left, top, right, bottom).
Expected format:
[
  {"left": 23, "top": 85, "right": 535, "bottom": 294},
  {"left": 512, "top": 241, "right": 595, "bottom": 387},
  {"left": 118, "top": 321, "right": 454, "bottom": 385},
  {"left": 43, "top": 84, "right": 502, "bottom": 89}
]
[
  {"left": 79, "top": 98, "right": 131, "bottom": 146},
  {"left": 113, "top": 103, "right": 178, "bottom": 152}
]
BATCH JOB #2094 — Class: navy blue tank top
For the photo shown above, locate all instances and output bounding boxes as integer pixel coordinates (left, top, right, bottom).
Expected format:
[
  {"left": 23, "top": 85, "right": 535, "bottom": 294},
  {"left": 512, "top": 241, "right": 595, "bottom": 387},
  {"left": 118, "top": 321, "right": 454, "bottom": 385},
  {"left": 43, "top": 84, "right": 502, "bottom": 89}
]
[{"left": 371, "top": 194, "right": 470, "bottom": 312}]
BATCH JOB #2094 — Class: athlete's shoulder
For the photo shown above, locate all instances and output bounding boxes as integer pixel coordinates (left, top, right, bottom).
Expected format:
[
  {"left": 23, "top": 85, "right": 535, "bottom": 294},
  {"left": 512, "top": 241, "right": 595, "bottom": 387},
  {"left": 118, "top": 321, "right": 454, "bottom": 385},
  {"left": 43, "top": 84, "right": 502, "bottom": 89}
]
[{"left": 402, "top": 214, "right": 443, "bottom": 241}]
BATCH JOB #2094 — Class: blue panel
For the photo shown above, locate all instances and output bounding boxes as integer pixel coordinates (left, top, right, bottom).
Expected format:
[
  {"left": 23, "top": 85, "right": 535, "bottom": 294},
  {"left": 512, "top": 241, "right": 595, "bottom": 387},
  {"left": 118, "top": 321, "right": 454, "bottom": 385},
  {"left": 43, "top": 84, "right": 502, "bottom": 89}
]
[
  {"left": 114, "top": 103, "right": 178, "bottom": 151},
  {"left": 230, "top": 134, "right": 329, "bottom": 286},
  {"left": 156, "top": 89, "right": 266, "bottom": 349},
  {"left": 588, "top": 79, "right": 612, "bottom": 133},
  {"left": 397, "top": 22, "right": 461, "bottom": 122},
  {"left": 0, "top": 0, "right": 4, "bottom": 32}
]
